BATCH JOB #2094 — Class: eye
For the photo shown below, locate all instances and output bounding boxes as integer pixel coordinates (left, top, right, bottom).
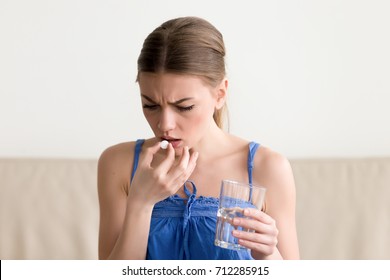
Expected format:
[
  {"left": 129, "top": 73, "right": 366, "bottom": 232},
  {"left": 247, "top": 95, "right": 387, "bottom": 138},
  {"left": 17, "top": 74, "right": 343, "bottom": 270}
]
[
  {"left": 143, "top": 104, "right": 159, "bottom": 111},
  {"left": 177, "top": 105, "right": 194, "bottom": 112}
]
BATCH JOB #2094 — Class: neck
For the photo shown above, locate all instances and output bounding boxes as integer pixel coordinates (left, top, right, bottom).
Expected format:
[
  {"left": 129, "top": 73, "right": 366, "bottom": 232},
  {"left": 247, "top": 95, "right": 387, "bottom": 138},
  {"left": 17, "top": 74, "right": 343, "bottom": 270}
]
[{"left": 191, "top": 124, "right": 231, "bottom": 163}]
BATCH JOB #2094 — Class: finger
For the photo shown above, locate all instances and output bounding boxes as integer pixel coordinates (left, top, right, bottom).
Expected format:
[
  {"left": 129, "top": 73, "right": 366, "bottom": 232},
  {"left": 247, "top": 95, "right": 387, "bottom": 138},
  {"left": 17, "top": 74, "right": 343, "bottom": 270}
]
[
  {"left": 141, "top": 141, "right": 163, "bottom": 166},
  {"left": 154, "top": 142, "right": 176, "bottom": 173},
  {"left": 187, "top": 150, "right": 199, "bottom": 174},
  {"left": 167, "top": 147, "right": 198, "bottom": 189},
  {"left": 170, "top": 150, "right": 199, "bottom": 188},
  {"left": 232, "top": 230, "right": 276, "bottom": 246},
  {"left": 232, "top": 210, "right": 277, "bottom": 235},
  {"left": 232, "top": 230, "right": 278, "bottom": 257},
  {"left": 236, "top": 238, "right": 277, "bottom": 256},
  {"left": 232, "top": 216, "right": 277, "bottom": 235},
  {"left": 167, "top": 146, "right": 190, "bottom": 178},
  {"left": 242, "top": 208, "right": 274, "bottom": 224}
]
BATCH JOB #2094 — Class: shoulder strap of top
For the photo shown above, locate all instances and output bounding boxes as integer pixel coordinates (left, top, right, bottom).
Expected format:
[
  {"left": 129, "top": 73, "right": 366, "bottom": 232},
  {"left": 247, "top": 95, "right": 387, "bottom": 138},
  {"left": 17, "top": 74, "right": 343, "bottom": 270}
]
[
  {"left": 131, "top": 140, "right": 260, "bottom": 185},
  {"left": 247, "top": 141, "right": 260, "bottom": 185},
  {"left": 131, "top": 139, "right": 145, "bottom": 183}
]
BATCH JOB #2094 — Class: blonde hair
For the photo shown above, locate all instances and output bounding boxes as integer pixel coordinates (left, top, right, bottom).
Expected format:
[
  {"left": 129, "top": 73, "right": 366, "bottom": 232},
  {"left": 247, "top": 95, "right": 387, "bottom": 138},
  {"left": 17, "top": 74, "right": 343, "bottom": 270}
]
[{"left": 136, "top": 17, "right": 228, "bottom": 129}]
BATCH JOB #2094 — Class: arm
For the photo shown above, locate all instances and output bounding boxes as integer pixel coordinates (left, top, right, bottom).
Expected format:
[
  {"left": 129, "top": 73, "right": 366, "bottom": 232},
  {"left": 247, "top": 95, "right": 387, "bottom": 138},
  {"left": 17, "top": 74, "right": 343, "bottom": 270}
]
[
  {"left": 97, "top": 143, "right": 152, "bottom": 259},
  {"left": 232, "top": 148, "right": 300, "bottom": 260},
  {"left": 98, "top": 141, "right": 198, "bottom": 259},
  {"left": 264, "top": 153, "right": 300, "bottom": 259}
]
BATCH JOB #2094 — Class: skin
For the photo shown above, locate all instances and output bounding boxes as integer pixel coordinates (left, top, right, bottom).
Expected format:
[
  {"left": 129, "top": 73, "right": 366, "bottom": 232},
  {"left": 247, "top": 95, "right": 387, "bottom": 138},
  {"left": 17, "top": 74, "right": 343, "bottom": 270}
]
[{"left": 98, "top": 72, "right": 300, "bottom": 260}]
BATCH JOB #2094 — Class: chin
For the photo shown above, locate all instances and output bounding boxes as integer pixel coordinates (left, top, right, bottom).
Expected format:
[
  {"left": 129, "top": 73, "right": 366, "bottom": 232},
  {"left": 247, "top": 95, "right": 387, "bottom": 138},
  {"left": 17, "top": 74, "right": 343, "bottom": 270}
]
[{"left": 173, "top": 147, "right": 183, "bottom": 157}]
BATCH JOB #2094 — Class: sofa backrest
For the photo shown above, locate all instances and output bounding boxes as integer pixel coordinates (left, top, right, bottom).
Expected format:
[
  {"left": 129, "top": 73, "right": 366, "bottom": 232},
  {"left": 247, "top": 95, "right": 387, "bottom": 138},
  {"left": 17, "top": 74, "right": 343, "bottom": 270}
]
[
  {"left": 1, "top": 157, "right": 389, "bottom": 259},
  {"left": 292, "top": 158, "right": 390, "bottom": 259},
  {"left": 0, "top": 158, "right": 98, "bottom": 259}
]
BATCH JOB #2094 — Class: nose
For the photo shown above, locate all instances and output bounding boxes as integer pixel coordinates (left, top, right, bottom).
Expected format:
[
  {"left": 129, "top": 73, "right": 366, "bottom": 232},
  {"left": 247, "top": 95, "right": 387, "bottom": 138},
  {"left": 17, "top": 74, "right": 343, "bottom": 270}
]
[{"left": 157, "top": 108, "right": 176, "bottom": 132}]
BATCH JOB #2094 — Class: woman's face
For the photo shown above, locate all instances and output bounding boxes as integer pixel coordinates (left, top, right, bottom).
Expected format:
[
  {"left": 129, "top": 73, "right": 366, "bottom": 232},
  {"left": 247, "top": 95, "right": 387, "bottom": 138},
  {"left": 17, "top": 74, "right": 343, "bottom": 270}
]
[{"left": 138, "top": 72, "right": 225, "bottom": 154}]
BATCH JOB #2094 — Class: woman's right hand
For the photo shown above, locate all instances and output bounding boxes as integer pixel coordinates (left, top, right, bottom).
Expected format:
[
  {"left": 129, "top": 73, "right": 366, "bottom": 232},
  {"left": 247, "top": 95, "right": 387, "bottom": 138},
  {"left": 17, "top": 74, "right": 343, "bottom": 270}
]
[{"left": 128, "top": 141, "right": 198, "bottom": 206}]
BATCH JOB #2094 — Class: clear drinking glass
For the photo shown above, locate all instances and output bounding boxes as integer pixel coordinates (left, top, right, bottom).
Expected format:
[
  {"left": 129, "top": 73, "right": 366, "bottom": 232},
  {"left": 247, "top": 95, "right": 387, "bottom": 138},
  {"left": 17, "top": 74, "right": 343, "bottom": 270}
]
[{"left": 214, "top": 179, "right": 266, "bottom": 250}]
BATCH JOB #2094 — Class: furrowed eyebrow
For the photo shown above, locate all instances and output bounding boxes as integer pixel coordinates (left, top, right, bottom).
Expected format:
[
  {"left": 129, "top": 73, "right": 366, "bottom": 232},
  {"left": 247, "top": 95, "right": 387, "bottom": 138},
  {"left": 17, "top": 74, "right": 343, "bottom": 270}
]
[
  {"left": 141, "top": 95, "right": 156, "bottom": 103},
  {"left": 141, "top": 94, "right": 194, "bottom": 105},
  {"left": 170, "top": 97, "right": 194, "bottom": 105}
]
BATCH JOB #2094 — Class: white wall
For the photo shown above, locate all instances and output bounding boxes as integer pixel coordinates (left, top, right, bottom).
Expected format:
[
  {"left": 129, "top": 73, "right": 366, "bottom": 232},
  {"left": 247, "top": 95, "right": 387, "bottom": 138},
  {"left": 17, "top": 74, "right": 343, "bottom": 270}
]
[{"left": 1, "top": 0, "right": 389, "bottom": 159}]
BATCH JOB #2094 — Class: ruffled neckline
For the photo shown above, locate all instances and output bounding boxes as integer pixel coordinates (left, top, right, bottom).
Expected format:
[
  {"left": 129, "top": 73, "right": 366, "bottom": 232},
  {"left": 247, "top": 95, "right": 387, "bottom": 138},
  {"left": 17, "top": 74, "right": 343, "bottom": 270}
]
[{"left": 161, "top": 194, "right": 219, "bottom": 206}]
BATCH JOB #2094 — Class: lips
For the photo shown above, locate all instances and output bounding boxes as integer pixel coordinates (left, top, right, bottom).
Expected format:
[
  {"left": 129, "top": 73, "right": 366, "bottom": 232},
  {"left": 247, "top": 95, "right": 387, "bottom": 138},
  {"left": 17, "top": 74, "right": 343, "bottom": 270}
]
[{"left": 161, "top": 137, "right": 182, "bottom": 148}]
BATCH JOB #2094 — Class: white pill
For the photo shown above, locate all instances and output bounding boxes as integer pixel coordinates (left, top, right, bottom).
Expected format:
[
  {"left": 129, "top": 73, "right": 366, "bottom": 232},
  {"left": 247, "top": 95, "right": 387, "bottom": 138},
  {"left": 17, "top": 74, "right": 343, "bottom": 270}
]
[{"left": 160, "top": 140, "right": 169, "bottom": 149}]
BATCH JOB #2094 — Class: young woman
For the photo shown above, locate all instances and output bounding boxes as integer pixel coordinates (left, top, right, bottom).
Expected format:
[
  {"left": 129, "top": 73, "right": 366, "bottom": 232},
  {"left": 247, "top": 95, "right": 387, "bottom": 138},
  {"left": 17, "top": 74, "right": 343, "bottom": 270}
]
[{"left": 98, "top": 16, "right": 299, "bottom": 260}]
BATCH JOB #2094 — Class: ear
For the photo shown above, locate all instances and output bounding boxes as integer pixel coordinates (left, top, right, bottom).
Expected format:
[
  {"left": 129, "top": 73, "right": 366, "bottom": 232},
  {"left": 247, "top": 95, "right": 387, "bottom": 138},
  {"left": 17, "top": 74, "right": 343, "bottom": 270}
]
[{"left": 215, "top": 78, "right": 228, "bottom": 110}]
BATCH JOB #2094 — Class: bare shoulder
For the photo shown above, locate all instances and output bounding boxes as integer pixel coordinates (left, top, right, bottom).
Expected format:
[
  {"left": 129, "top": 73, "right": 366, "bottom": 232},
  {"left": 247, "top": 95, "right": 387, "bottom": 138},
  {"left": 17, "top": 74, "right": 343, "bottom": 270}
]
[
  {"left": 98, "top": 141, "right": 137, "bottom": 193},
  {"left": 252, "top": 145, "right": 300, "bottom": 259},
  {"left": 254, "top": 146, "right": 294, "bottom": 182},
  {"left": 98, "top": 142, "right": 135, "bottom": 169},
  {"left": 253, "top": 145, "right": 296, "bottom": 210}
]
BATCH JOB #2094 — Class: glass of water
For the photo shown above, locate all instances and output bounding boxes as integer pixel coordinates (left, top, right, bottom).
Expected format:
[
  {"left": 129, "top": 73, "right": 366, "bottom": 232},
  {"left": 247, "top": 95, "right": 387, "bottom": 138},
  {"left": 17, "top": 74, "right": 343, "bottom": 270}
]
[{"left": 214, "top": 179, "right": 266, "bottom": 250}]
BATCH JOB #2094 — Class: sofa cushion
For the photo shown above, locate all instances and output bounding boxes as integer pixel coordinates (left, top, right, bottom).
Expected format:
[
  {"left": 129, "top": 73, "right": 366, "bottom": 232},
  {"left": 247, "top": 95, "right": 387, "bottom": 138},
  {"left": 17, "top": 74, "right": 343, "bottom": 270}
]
[
  {"left": 292, "top": 158, "right": 390, "bottom": 259},
  {"left": 1, "top": 157, "right": 389, "bottom": 259},
  {"left": 0, "top": 158, "right": 98, "bottom": 259}
]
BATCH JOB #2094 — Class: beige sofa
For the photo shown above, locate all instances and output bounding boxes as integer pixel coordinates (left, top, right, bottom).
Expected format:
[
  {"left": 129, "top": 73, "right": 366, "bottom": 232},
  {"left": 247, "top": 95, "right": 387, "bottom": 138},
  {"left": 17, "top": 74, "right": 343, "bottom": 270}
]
[{"left": 1, "top": 157, "right": 389, "bottom": 260}]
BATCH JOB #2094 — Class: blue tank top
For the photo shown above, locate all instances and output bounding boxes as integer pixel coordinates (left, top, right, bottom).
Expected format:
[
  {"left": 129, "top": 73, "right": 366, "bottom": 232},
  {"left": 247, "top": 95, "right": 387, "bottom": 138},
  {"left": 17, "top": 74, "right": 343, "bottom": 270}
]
[{"left": 130, "top": 139, "right": 260, "bottom": 260}]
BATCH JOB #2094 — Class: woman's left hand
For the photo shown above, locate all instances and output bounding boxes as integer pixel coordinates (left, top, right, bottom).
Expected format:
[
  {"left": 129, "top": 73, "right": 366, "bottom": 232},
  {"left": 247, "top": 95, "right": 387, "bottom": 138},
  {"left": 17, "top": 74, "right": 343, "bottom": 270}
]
[{"left": 231, "top": 208, "right": 280, "bottom": 260}]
